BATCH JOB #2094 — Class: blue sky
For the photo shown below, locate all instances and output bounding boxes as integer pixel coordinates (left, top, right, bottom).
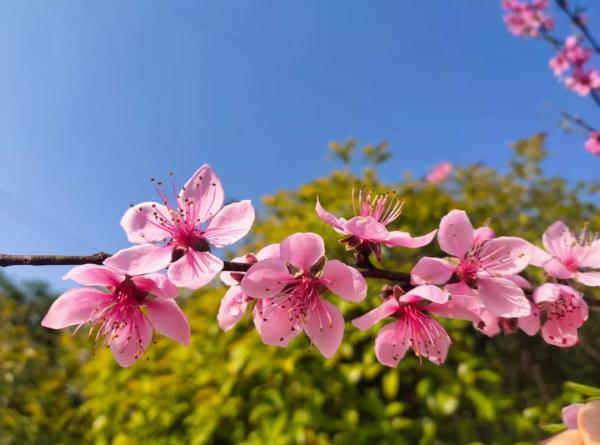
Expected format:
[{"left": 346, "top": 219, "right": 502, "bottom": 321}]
[{"left": 1, "top": 0, "right": 599, "bottom": 291}]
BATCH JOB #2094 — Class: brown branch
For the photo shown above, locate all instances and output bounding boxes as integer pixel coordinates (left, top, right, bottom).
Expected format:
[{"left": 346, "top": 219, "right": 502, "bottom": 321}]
[{"left": 0, "top": 252, "right": 410, "bottom": 284}]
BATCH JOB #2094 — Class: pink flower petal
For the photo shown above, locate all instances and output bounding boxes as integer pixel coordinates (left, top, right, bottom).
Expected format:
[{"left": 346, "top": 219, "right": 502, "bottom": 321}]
[
  {"left": 279, "top": 232, "right": 325, "bottom": 272},
  {"left": 425, "top": 301, "right": 481, "bottom": 323},
  {"left": 304, "top": 300, "right": 345, "bottom": 358},
  {"left": 411, "top": 257, "right": 455, "bottom": 285},
  {"left": 180, "top": 164, "right": 225, "bottom": 224},
  {"left": 473, "top": 310, "right": 500, "bottom": 337},
  {"left": 241, "top": 258, "right": 291, "bottom": 299},
  {"left": 530, "top": 244, "right": 552, "bottom": 267},
  {"left": 105, "top": 244, "right": 173, "bottom": 276},
  {"left": 375, "top": 321, "right": 410, "bottom": 368},
  {"left": 477, "top": 277, "right": 531, "bottom": 318},
  {"left": 544, "top": 257, "right": 575, "bottom": 280},
  {"left": 562, "top": 404, "right": 584, "bottom": 429},
  {"left": 473, "top": 226, "right": 495, "bottom": 245},
  {"left": 580, "top": 240, "right": 600, "bottom": 268},
  {"left": 414, "top": 316, "right": 451, "bottom": 365},
  {"left": 478, "top": 237, "right": 532, "bottom": 276},
  {"left": 217, "top": 286, "right": 248, "bottom": 331},
  {"left": 437, "top": 210, "right": 474, "bottom": 258},
  {"left": 168, "top": 250, "right": 223, "bottom": 289},
  {"left": 344, "top": 216, "right": 389, "bottom": 241},
  {"left": 257, "top": 243, "right": 281, "bottom": 260},
  {"left": 405, "top": 284, "right": 449, "bottom": 304},
  {"left": 384, "top": 229, "right": 437, "bottom": 248},
  {"left": 321, "top": 260, "right": 367, "bottom": 302},
  {"left": 315, "top": 197, "right": 348, "bottom": 232},
  {"left": 518, "top": 302, "right": 541, "bottom": 336},
  {"left": 62, "top": 264, "right": 123, "bottom": 287},
  {"left": 352, "top": 298, "right": 400, "bottom": 331},
  {"left": 109, "top": 315, "right": 153, "bottom": 367},
  {"left": 41, "top": 288, "right": 110, "bottom": 329},
  {"left": 542, "top": 319, "right": 580, "bottom": 347},
  {"left": 533, "top": 283, "right": 561, "bottom": 304},
  {"left": 145, "top": 298, "right": 190, "bottom": 345},
  {"left": 203, "top": 200, "right": 255, "bottom": 248},
  {"left": 543, "top": 221, "right": 577, "bottom": 261},
  {"left": 506, "top": 274, "right": 531, "bottom": 290},
  {"left": 120, "top": 202, "right": 170, "bottom": 244},
  {"left": 445, "top": 282, "right": 485, "bottom": 312},
  {"left": 131, "top": 273, "right": 178, "bottom": 299},
  {"left": 253, "top": 300, "right": 301, "bottom": 347},
  {"left": 575, "top": 271, "right": 600, "bottom": 286}
]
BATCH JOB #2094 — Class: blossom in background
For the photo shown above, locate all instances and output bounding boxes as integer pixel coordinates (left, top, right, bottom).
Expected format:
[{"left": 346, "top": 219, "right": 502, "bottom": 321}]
[
  {"left": 241, "top": 232, "right": 367, "bottom": 358},
  {"left": 585, "top": 131, "right": 600, "bottom": 156},
  {"left": 41, "top": 264, "right": 189, "bottom": 367},
  {"left": 565, "top": 68, "right": 600, "bottom": 96},
  {"left": 410, "top": 209, "right": 533, "bottom": 318},
  {"left": 352, "top": 284, "right": 475, "bottom": 367},
  {"left": 549, "top": 36, "right": 591, "bottom": 77},
  {"left": 315, "top": 189, "right": 436, "bottom": 261},
  {"left": 502, "top": 0, "right": 554, "bottom": 38},
  {"left": 544, "top": 401, "right": 600, "bottom": 445},
  {"left": 425, "top": 162, "right": 453, "bottom": 184},
  {"left": 105, "top": 164, "right": 255, "bottom": 289},
  {"left": 518, "top": 283, "right": 588, "bottom": 347},
  {"left": 530, "top": 221, "right": 600, "bottom": 286},
  {"left": 217, "top": 244, "right": 280, "bottom": 331}
]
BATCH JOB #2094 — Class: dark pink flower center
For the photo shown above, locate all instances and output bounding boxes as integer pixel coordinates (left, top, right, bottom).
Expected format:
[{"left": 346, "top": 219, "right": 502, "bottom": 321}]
[
  {"left": 391, "top": 303, "right": 448, "bottom": 365},
  {"left": 85, "top": 279, "right": 148, "bottom": 357},
  {"left": 353, "top": 188, "right": 403, "bottom": 226}
]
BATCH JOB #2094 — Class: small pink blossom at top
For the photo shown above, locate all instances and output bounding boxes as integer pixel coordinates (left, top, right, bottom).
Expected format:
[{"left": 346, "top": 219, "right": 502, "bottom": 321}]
[
  {"left": 585, "top": 132, "right": 600, "bottom": 156},
  {"left": 410, "top": 210, "right": 533, "bottom": 318},
  {"left": 425, "top": 162, "right": 453, "bottom": 184},
  {"left": 217, "top": 244, "right": 280, "bottom": 332},
  {"left": 315, "top": 189, "right": 436, "bottom": 261},
  {"left": 518, "top": 283, "right": 588, "bottom": 347},
  {"left": 530, "top": 221, "right": 600, "bottom": 286},
  {"left": 352, "top": 285, "right": 476, "bottom": 367},
  {"left": 105, "top": 165, "right": 255, "bottom": 290},
  {"left": 502, "top": 0, "right": 554, "bottom": 38},
  {"left": 240, "top": 232, "right": 367, "bottom": 358},
  {"left": 41, "top": 264, "right": 189, "bottom": 367},
  {"left": 565, "top": 68, "right": 600, "bottom": 96}
]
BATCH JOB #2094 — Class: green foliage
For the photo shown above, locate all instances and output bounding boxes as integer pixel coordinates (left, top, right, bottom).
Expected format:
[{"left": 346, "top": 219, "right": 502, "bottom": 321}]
[{"left": 1, "top": 136, "right": 599, "bottom": 444}]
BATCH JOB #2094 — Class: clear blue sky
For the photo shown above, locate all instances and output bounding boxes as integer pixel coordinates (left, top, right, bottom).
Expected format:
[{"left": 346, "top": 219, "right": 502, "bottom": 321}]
[{"left": 1, "top": 1, "right": 599, "bottom": 291}]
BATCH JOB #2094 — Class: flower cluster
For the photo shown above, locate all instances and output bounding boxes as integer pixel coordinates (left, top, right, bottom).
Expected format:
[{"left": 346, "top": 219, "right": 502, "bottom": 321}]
[
  {"left": 502, "top": 0, "right": 554, "bottom": 38},
  {"left": 550, "top": 36, "right": 600, "bottom": 97},
  {"left": 501, "top": 0, "right": 600, "bottom": 158},
  {"left": 41, "top": 166, "right": 596, "bottom": 369}
]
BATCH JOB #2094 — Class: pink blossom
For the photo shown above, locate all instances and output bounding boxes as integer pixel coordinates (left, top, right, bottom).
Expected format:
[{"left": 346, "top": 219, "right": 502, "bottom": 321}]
[
  {"left": 352, "top": 285, "right": 475, "bottom": 367},
  {"left": 518, "top": 283, "right": 588, "bottom": 347},
  {"left": 105, "top": 165, "right": 255, "bottom": 289},
  {"left": 502, "top": 0, "right": 554, "bottom": 38},
  {"left": 530, "top": 221, "right": 600, "bottom": 286},
  {"left": 41, "top": 264, "right": 189, "bottom": 367},
  {"left": 550, "top": 36, "right": 592, "bottom": 77},
  {"left": 411, "top": 210, "right": 533, "bottom": 318},
  {"left": 217, "top": 244, "right": 280, "bottom": 331},
  {"left": 425, "top": 162, "right": 453, "bottom": 184},
  {"left": 562, "top": 403, "right": 584, "bottom": 429},
  {"left": 240, "top": 232, "right": 367, "bottom": 358},
  {"left": 565, "top": 68, "right": 600, "bottom": 96},
  {"left": 585, "top": 132, "right": 600, "bottom": 156},
  {"left": 315, "top": 189, "right": 436, "bottom": 261}
]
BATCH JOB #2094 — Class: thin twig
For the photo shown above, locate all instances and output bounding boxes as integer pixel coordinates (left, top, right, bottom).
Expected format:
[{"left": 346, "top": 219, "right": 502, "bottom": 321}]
[
  {"left": 561, "top": 111, "right": 598, "bottom": 132},
  {"left": 554, "top": 0, "right": 600, "bottom": 54}
]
